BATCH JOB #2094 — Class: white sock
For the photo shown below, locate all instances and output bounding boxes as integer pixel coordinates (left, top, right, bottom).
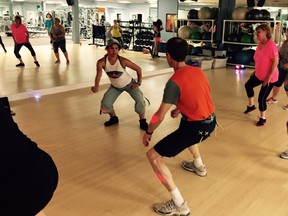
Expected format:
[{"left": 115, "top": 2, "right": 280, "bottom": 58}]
[
  {"left": 193, "top": 157, "right": 203, "bottom": 168},
  {"left": 170, "top": 187, "right": 184, "bottom": 207}
]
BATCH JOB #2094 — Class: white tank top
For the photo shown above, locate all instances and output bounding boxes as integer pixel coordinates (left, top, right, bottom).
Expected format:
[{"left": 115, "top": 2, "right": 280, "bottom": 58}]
[{"left": 105, "top": 56, "right": 132, "bottom": 88}]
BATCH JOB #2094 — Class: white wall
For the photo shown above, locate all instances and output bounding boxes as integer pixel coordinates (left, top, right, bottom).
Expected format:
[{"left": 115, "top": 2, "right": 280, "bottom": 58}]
[{"left": 158, "top": 0, "right": 178, "bottom": 41}]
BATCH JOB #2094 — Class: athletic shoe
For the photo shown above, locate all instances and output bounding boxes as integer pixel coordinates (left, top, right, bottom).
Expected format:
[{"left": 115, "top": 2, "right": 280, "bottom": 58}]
[
  {"left": 104, "top": 116, "right": 119, "bottom": 126},
  {"left": 256, "top": 118, "right": 266, "bottom": 126},
  {"left": 182, "top": 160, "right": 207, "bottom": 177},
  {"left": 34, "top": 61, "right": 40, "bottom": 67},
  {"left": 280, "top": 150, "right": 288, "bottom": 159},
  {"left": 16, "top": 63, "right": 25, "bottom": 67},
  {"left": 266, "top": 97, "right": 277, "bottom": 104},
  {"left": 282, "top": 105, "right": 288, "bottom": 110},
  {"left": 243, "top": 105, "right": 256, "bottom": 114},
  {"left": 139, "top": 119, "right": 148, "bottom": 131},
  {"left": 154, "top": 200, "right": 190, "bottom": 216}
]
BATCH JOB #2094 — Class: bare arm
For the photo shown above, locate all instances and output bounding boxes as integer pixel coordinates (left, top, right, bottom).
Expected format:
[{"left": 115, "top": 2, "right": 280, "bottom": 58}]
[
  {"left": 25, "top": 27, "right": 30, "bottom": 42},
  {"left": 143, "top": 103, "right": 174, "bottom": 146},
  {"left": 58, "top": 26, "right": 66, "bottom": 37},
  {"left": 119, "top": 26, "right": 123, "bottom": 35},
  {"left": 121, "top": 57, "right": 142, "bottom": 83},
  {"left": 263, "top": 57, "right": 279, "bottom": 86},
  {"left": 91, "top": 58, "right": 104, "bottom": 93}
]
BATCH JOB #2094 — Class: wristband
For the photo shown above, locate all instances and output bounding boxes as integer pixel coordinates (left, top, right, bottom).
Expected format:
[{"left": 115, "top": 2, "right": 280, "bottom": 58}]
[
  {"left": 137, "top": 80, "right": 142, "bottom": 86},
  {"left": 146, "top": 130, "right": 153, "bottom": 135}
]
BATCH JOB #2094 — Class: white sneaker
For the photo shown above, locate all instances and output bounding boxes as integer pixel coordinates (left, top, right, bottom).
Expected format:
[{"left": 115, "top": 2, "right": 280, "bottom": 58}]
[
  {"left": 282, "top": 105, "right": 288, "bottom": 110},
  {"left": 154, "top": 200, "right": 190, "bottom": 216},
  {"left": 182, "top": 160, "right": 207, "bottom": 177},
  {"left": 266, "top": 97, "right": 277, "bottom": 104},
  {"left": 280, "top": 150, "right": 288, "bottom": 159}
]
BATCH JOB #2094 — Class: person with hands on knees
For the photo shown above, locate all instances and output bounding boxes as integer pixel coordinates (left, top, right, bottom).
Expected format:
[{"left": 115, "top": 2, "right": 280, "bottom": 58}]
[
  {"left": 143, "top": 37, "right": 216, "bottom": 216},
  {"left": 91, "top": 38, "right": 148, "bottom": 130}
]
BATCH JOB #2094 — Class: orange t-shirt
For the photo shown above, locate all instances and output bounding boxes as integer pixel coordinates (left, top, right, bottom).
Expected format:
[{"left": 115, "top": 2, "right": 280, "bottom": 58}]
[{"left": 163, "top": 66, "right": 215, "bottom": 121}]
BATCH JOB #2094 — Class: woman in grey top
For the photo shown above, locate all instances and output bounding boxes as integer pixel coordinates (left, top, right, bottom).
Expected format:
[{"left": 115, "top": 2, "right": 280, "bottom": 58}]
[
  {"left": 50, "top": 17, "right": 70, "bottom": 64},
  {"left": 266, "top": 28, "right": 288, "bottom": 109}
]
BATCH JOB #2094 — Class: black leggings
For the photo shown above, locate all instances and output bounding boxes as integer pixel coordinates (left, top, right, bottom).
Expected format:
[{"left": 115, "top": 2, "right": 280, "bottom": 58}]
[
  {"left": 14, "top": 42, "right": 36, "bottom": 59},
  {"left": 53, "top": 39, "right": 67, "bottom": 53},
  {"left": 274, "top": 68, "right": 288, "bottom": 88},
  {"left": 245, "top": 74, "right": 275, "bottom": 112},
  {"left": 0, "top": 36, "right": 6, "bottom": 52}
]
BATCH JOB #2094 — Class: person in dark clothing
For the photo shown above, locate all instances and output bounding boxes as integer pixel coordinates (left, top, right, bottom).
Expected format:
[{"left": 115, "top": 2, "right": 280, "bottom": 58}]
[
  {"left": 0, "top": 103, "right": 58, "bottom": 215},
  {"left": 151, "top": 19, "right": 163, "bottom": 58},
  {"left": 0, "top": 35, "right": 7, "bottom": 53}
]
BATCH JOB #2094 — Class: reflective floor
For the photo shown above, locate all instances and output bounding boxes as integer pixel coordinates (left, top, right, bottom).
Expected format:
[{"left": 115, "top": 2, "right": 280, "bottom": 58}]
[{"left": 0, "top": 35, "right": 171, "bottom": 101}]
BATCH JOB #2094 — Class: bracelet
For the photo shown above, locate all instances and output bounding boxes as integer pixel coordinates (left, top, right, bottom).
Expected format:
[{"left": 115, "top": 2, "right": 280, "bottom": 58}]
[
  {"left": 137, "top": 80, "right": 142, "bottom": 86},
  {"left": 146, "top": 130, "right": 153, "bottom": 135}
]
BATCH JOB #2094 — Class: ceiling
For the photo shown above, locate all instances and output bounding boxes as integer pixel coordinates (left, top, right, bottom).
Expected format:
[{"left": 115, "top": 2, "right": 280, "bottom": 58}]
[
  {"left": 5, "top": 0, "right": 288, "bottom": 9},
  {"left": 178, "top": 0, "right": 288, "bottom": 7}
]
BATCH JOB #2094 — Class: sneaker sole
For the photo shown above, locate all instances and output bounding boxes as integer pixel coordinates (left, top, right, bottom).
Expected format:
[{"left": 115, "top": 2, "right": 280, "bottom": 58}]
[
  {"left": 266, "top": 101, "right": 277, "bottom": 104},
  {"left": 279, "top": 155, "right": 288, "bottom": 159},
  {"left": 181, "top": 162, "right": 207, "bottom": 177},
  {"left": 154, "top": 208, "right": 190, "bottom": 216}
]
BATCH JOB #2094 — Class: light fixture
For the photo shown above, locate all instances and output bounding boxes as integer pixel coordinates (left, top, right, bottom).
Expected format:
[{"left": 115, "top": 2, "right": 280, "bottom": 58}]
[{"left": 118, "top": 1, "right": 131, "bottom": 3}]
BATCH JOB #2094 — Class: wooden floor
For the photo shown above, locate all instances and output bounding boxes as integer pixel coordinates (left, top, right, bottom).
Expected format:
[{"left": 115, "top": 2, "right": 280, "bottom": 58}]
[{"left": 2, "top": 39, "right": 288, "bottom": 216}]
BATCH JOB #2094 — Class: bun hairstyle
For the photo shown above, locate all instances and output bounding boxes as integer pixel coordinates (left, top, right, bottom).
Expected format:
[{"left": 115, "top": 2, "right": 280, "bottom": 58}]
[{"left": 156, "top": 19, "right": 162, "bottom": 26}]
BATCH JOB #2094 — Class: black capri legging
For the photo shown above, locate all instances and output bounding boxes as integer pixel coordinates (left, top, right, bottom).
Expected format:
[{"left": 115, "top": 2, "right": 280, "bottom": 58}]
[
  {"left": 274, "top": 68, "right": 288, "bottom": 88},
  {"left": 245, "top": 74, "right": 275, "bottom": 112},
  {"left": 14, "top": 42, "right": 36, "bottom": 59},
  {"left": 53, "top": 39, "right": 67, "bottom": 53}
]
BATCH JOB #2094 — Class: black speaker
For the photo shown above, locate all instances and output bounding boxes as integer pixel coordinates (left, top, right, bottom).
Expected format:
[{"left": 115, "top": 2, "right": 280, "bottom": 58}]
[
  {"left": 137, "top": 14, "right": 142, "bottom": 23},
  {"left": 66, "top": 0, "right": 74, "bottom": 6}
]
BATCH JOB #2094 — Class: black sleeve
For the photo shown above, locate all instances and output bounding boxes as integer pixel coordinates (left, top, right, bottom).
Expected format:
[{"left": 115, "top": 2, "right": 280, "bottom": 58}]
[{"left": 162, "top": 79, "right": 180, "bottom": 105}]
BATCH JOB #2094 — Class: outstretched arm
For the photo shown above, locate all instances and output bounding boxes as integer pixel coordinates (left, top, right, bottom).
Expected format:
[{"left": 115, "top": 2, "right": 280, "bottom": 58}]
[
  {"left": 121, "top": 57, "right": 142, "bottom": 86},
  {"left": 143, "top": 103, "right": 173, "bottom": 147}
]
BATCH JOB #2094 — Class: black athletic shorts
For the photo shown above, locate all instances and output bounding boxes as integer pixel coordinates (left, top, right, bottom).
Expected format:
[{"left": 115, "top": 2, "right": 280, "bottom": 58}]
[{"left": 154, "top": 113, "right": 216, "bottom": 157}]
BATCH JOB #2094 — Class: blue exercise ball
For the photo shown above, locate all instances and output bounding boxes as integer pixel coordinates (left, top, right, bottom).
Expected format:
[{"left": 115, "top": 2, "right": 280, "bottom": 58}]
[{"left": 235, "top": 50, "right": 253, "bottom": 65}]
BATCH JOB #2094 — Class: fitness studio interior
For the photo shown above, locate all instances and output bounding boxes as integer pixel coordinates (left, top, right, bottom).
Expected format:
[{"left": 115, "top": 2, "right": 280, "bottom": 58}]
[{"left": 1, "top": 0, "right": 288, "bottom": 215}]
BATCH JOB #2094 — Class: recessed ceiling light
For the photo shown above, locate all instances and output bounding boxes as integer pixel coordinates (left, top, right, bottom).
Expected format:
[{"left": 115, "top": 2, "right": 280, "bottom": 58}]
[{"left": 118, "top": 1, "right": 131, "bottom": 3}]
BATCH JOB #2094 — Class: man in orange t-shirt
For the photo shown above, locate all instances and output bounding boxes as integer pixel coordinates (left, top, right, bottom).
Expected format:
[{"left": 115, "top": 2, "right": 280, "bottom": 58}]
[
  {"left": 10, "top": 15, "right": 40, "bottom": 67},
  {"left": 143, "top": 37, "right": 216, "bottom": 216}
]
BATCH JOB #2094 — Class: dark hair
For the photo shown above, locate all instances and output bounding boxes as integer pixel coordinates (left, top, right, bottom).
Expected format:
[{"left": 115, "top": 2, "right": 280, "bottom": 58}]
[
  {"left": 14, "top": 15, "right": 22, "bottom": 24},
  {"left": 166, "top": 37, "right": 188, "bottom": 62},
  {"left": 156, "top": 19, "right": 162, "bottom": 26},
  {"left": 54, "top": 17, "right": 60, "bottom": 23},
  {"left": 46, "top": 13, "right": 52, "bottom": 18}
]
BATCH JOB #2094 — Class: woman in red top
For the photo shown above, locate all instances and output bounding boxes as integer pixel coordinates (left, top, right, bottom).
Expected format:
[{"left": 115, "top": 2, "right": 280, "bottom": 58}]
[{"left": 10, "top": 15, "right": 40, "bottom": 67}]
